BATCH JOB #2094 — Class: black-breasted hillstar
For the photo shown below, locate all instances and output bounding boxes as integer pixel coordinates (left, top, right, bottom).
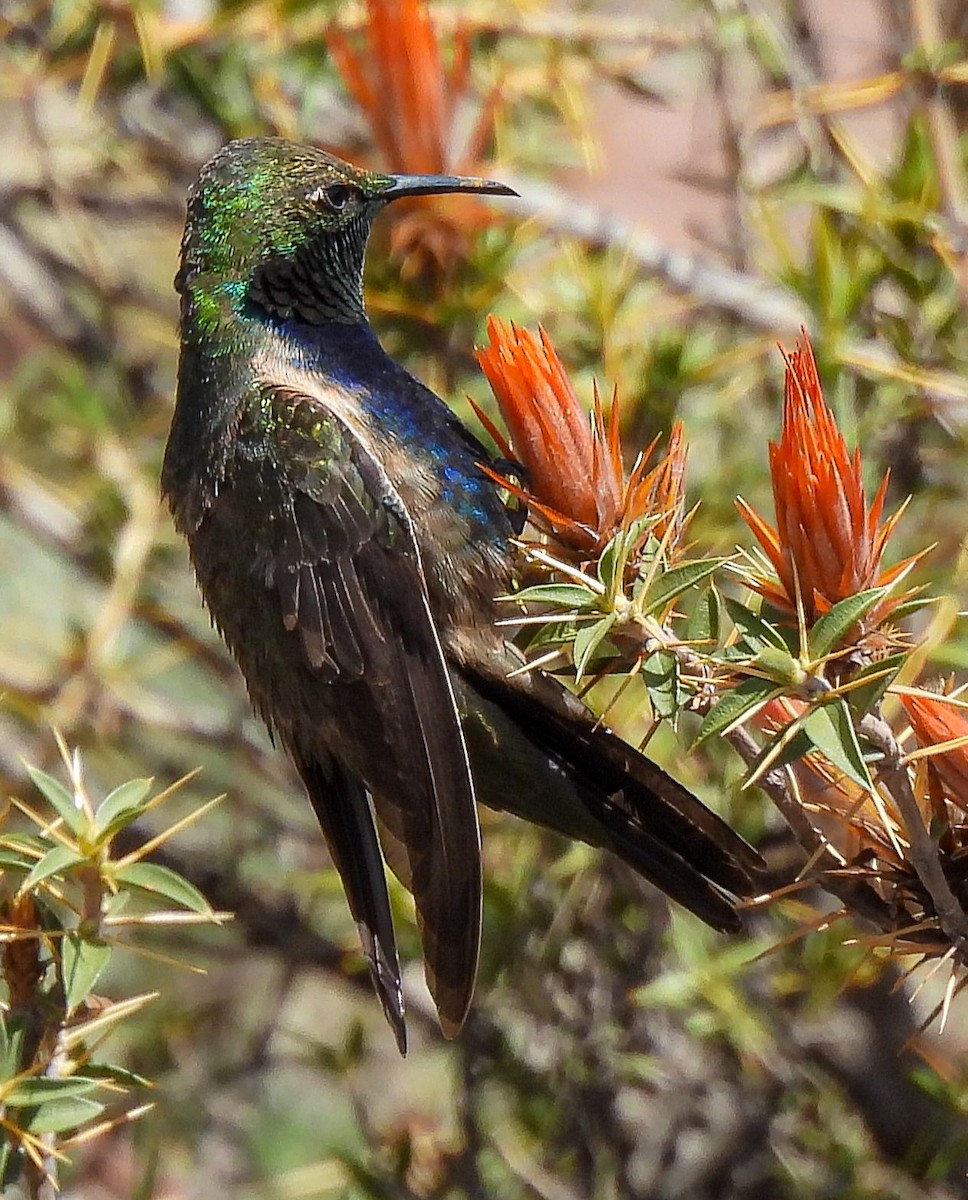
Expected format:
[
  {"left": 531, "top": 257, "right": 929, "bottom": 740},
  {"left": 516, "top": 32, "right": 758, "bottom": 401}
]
[{"left": 162, "top": 138, "right": 761, "bottom": 1053}]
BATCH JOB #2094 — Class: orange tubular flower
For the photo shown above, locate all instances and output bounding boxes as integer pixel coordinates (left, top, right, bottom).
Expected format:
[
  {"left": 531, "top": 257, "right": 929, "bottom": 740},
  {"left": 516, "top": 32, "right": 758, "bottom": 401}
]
[
  {"left": 639, "top": 420, "right": 688, "bottom": 550},
  {"left": 475, "top": 315, "right": 687, "bottom": 558},
  {"left": 327, "top": 0, "right": 501, "bottom": 278},
  {"left": 901, "top": 693, "right": 968, "bottom": 811},
  {"left": 737, "top": 331, "right": 916, "bottom": 629}
]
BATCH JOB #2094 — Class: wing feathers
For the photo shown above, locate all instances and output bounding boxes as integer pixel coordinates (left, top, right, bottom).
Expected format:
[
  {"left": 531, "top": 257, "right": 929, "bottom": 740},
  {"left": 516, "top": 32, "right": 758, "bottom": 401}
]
[
  {"left": 293, "top": 751, "right": 407, "bottom": 1054},
  {"left": 264, "top": 381, "right": 482, "bottom": 1040},
  {"left": 393, "top": 607, "right": 481, "bottom": 1034}
]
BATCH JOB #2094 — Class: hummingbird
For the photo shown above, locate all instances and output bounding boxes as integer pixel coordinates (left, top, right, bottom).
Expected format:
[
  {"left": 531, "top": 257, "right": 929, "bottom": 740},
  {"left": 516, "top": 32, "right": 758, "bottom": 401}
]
[{"left": 162, "top": 138, "right": 761, "bottom": 1054}]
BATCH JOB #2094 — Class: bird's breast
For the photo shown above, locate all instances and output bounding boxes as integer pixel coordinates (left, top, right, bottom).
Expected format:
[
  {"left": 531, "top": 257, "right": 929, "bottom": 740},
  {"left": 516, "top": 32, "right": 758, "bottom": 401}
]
[{"left": 256, "top": 328, "right": 513, "bottom": 630}]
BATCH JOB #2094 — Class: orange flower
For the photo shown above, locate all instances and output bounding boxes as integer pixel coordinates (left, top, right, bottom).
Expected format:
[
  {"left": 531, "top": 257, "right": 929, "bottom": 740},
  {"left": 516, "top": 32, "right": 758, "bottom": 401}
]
[
  {"left": 901, "top": 692, "right": 968, "bottom": 811},
  {"left": 327, "top": 0, "right": 501, "bottom": 279},
  {"left": 475, "top": 315, "right": 687, "bottom": 557},
  {"left": 756, "top": 695, "right": 883, "bottom": 856},
  {"left": 737, "top": 331, "right": 915, "bottom": 629},
  {"left": 643, "top": 420, "right": 688, "bottom": 550}
]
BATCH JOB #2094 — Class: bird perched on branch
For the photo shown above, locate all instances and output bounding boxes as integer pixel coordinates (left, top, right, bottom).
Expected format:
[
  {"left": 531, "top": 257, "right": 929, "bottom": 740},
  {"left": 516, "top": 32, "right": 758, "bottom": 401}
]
[{"left": 162, "top": 138, "right": 761, "bottom": 1053}]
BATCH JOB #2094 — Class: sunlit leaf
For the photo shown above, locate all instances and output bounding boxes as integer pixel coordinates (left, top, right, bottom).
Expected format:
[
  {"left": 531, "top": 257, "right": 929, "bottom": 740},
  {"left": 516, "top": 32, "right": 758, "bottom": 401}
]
[
  {"left": 512, "top": 583, "right": 600, "bottom": 610},
  {"left": 724, "top": 597, "right": 791, "bottom": 653},
  {"left": 845, "top": 653, "right": 906, "bottom": 715},
  {"left": 93, "top": 778, "right": 152, "bottom": 841},
  {"left": 808, "top": 588, "right": 886, "bottom": 659},
  {"left": 597, "top": 529, "right": 623, "bottom": 594},
  {"left": 6, "top": 1076, "right": 101, "bottom": 1106},
  {"left": 115, "top": 863, "right": 212, "bottom": 914},
  {"left": 685, "top": 585, "right": 721, "bottom": 647},
  {"left": 25, "top": 766, "right": 85, "bottom": 836},
  {"left": 21, "top": 844, "right": 84, "bottom": 892},
  {"left": 748, "top": 721, "right": 812, "bottom": 780},
  {"left": 61, "top": 993, "right": 158, "bottom": 1051},
  {"left": 802, "top": 701, "right": 874, "bottom": 791},
  {"left": 61, "top": 933, "right": 111, "bottom": 1013},
  {"left": 889, "top": 595, "right": 935, "bottom": 621},
  {"left": 0, "top": 1015, "right": 25, "bottom": 1081},
  {"left": 0, "top": 835, "right": 49, "bottom": 858},
  {"left": 753, "top": 646, "right": 806, "bottom": 687},
  {"left": 640, "top": 559, "right": 724, "bottom": 618},
  {"left": 573, "top": 612, "right": 617, "bottom": 680},
  {"left": 522, "top": 619, "right": 578, "bottom": 652},
  {"left": 0, "top": 847, "right": 40, "bottom": 873},
  {"left": 642, "top": 649, "right": 683, "bottom": 720},
  {"left": 694, "top": 676, "right": 782, "bottom": 747},
  {"left": 21, "top": 1095, "right": 105, "bottom": 1133},
  {"left": 80, "top": 1062, "right": 152, "bottom": 1089}
]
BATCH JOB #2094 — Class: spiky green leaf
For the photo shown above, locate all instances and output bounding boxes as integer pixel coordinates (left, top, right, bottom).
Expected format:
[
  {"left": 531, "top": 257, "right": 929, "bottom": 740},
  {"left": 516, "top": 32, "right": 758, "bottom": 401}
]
[
  {"left": 801, "top": 700, "right": 874, "bottom": 791},
  {"left": 81, "top": 1062, "right": 152, "bottom": 1089},
  {"left": 512, "top": 584, "right": 601, "bottom": 610},
  {"left": 597, "top": 530, "right": 625, "bottom": 595},
  {"left": 93, "top": 778, "right": 153, "bottom": 841},
  {"left": 61, "top": 992, "right": 158, "bottom": 1050},
  {"left": 642, "top": 649, "right": 684, "bottom": 720},
  {"left": 25, "top": 766, "right": 85, "bottom": 836},
  {"left": 0, "top": 1014, "right": 25, "bottom": 1081},
  {"left": 0, "top": 834, "right": 49, "bottom": 856},
  {"left": 808, "top": 588, "right": 886, "bottom": 659},
  {"left": 21, "top": 844, "right": 84, "bottom": 892},
  {"left": 115, "top": 862, "right": 212, "bottom": 914},
  {"left": 889, "top": 594, "right": 934, "bottom": 621},
  {"left": 725, "top": 597, "right": 796, "bottom": 654},
  {"left": 845, "top": 653, "right": 907, "bottom": 716},
  {"left": 746, "top": 720, "right": 812, "bottom": 782},
  {"left": 694, "top": 676, "right": 782, "bottom": 747},
  {"left": 573, "top": 612, "right": 617, "bottom": 680},
  {"left": 753, "top": 647, "right": 806, "bottom": 688},
  {"left": 61, "top": 932, "right": 111, "bottom": 1014},
  {"left": 600, "top": 515, "right": 660, "bottom": 594},
  {"left": 0, "top": 847, "right": 40, "bottom": 873},
  {"left": 520, "top": 619, "right": 578, "bottom": 653},
  {"left": 6, "top": 1076, "right": 101, "bottom": 1106},
  {"left": 686, "top": 585, "right": 721, "bottom": 647},
  {"left": 641, "top": 559, "right": 724, "bottom": 618},
  {"left": 21, "top": 1095, "right": 105, "bottom": 1133}
]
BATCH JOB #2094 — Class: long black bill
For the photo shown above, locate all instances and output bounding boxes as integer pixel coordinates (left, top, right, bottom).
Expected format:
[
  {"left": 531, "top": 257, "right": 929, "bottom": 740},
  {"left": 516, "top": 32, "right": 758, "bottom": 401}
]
[{"left": 383, "top": 172, "right": 518, "bottom": 201}]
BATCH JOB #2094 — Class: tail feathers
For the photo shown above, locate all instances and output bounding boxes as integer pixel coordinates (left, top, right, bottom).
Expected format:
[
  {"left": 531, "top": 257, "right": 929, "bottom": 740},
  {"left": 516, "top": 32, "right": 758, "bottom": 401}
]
[
  {"left": 462, "top": 667, "right": 764, "bottom": 933},
  {"left": 293, "top": 750, "right": 407, "bottom": 1054},
  {"left": 568, "top": 770, "right": 748, "bottom": 932}
]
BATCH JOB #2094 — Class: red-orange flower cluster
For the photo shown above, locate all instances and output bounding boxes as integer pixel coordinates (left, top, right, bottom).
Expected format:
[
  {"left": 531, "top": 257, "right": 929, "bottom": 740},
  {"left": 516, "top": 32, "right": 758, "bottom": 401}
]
[
  {"left": 901, "top": 692, "right": 968, "bottom": 812},
  {"left": 475, "top": 316, "right": 687, "bottom": 557},
  {"left": 738, "top": 331, "right": 914, "bottom": 629},
  {"left": 327, "top": 0, "right": 501, "bottom": 279}
]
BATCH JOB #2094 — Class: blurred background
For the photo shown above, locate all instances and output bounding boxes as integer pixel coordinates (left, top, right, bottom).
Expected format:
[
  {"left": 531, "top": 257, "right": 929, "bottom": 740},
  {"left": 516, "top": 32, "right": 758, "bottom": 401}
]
[{"left": 3, "top": 0, "right": 968, "bottom": 1196}]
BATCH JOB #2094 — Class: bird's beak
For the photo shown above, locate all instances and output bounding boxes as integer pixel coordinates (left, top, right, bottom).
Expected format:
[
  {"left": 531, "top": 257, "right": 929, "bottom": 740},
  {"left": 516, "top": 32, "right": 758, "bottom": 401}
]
[{"left": 382, "top": 172, "right": 518, "bottom": 201}]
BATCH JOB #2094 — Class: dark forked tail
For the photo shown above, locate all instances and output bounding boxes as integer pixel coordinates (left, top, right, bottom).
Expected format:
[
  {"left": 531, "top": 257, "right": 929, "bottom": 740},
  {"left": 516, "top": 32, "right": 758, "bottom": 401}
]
[{"left": 459, "top": 665, "right": 763, "bottom": 932}]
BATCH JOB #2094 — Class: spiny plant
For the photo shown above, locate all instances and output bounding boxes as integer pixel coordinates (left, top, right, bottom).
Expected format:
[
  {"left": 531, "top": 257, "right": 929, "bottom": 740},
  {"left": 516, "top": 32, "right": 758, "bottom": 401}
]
[
  {"left": 0, "top": 738, "right": 223, "bottom": 1196},
  {"left": 477, "top": 316, "right": 968, "bottom": 1029}
]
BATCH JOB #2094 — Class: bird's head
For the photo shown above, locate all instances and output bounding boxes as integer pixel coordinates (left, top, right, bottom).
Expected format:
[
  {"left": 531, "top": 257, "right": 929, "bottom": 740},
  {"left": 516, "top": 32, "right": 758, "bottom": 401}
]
[{"left": 178, "top": 137, "right": 515, "bottom": 327}]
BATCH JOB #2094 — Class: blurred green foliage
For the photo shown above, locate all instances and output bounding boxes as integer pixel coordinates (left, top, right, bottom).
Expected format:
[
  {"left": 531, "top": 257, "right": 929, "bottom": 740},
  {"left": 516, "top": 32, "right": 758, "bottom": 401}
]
[
  {"left": 0, "top": 748, "right": 218, "bottom": 1193},
  {"left": 4, "top": 1, "right": 968, "bottom": 1197}
]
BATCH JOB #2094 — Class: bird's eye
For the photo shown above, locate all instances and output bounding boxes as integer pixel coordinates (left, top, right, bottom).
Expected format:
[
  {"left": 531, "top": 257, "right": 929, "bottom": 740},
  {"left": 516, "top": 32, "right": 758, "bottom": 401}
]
[{"left": 320, "top": 183, "right": 354, "bottom": 212}]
